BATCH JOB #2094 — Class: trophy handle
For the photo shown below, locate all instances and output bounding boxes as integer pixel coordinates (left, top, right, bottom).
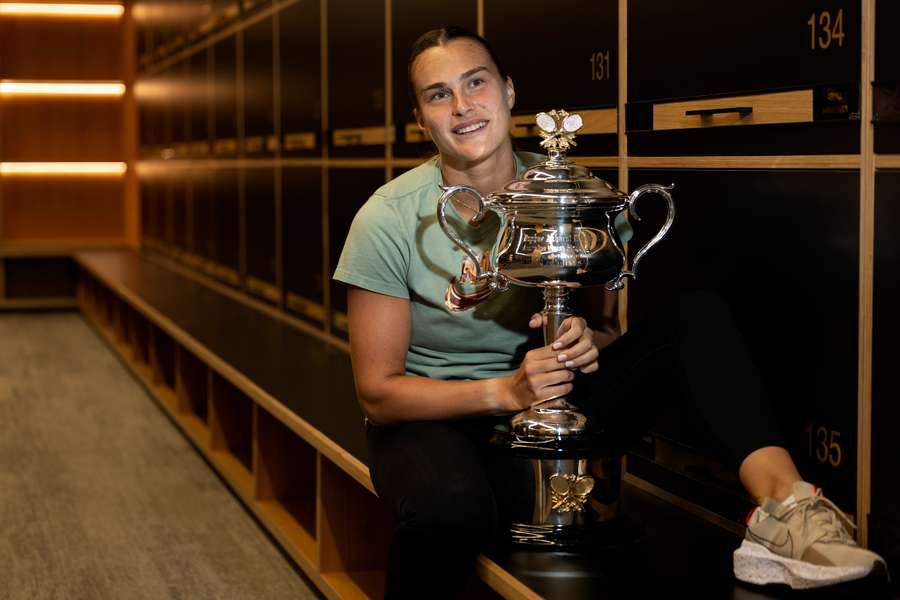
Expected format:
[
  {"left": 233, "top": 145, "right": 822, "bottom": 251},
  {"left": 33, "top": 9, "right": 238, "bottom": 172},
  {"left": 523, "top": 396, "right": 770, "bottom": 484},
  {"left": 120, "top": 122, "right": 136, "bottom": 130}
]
[
  {"left": 607, "top": 183, "right": 675, "bottom": 290},
  {"left": 437, "top": 184, "right": 501, "bottom": 285}
]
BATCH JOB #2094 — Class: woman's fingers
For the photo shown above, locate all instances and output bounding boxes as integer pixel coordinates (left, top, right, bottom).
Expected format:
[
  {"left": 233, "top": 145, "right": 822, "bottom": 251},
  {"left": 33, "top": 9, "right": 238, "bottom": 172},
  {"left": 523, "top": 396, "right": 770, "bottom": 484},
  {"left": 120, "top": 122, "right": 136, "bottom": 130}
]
[
  {"left": 556, "top": 336, "right": 595, "bottom": 366},
  {"left": 551, "top": 317, "right": 586, "bottom": 349},
  {"left": 528, "top": 313, "right": 545, "bottom": 329}
]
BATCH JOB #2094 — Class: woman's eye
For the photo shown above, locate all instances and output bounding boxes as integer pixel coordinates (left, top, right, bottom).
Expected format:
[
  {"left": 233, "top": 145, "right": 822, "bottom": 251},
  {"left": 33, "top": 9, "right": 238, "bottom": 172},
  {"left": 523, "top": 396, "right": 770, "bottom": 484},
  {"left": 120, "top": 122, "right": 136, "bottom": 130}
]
[
  {"left": 428, "top": 90, "right": 449, "bottom": 102},
  {"left": 469, "top": 78, "right": 484, "bottom": 88}
]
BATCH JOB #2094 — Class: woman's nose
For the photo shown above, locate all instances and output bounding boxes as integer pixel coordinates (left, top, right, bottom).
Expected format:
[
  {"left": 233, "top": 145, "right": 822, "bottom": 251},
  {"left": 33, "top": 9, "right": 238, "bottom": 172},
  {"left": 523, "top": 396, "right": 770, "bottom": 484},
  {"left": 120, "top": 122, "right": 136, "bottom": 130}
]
[{"left": 452, "top": 92, "right": 473, "bottom": 116}]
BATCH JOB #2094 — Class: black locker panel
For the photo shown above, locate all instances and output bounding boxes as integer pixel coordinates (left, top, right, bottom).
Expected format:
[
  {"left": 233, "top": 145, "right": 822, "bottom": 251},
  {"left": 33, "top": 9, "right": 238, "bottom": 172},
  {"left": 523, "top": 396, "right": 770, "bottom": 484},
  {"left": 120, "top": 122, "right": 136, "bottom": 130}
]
[
  {"left": 244, "top": 167, "right": 277, "bottom": 286},
  {"left": 390, "top": 0, "right": 477, "bottom": 158},
  {"left": 627, "top": 168, "right": 859, "bottom": 510},
  {"left": 188, "top": 48, "right": 210, "bottom": 149},
  {"left": 171, "top": 170, "right": 188, "bottom": 251},
  {"left": 192, "top": 168, "right": 216, "bottom": 260},
  {"left": 140, "top": 179, "right": 153, "bottom": 241},
  {"left": 871, "top": 170, "right": 900, "bottom": 577},
  {"left": 328, "top": 168, "right": 387, "bottom": 317},
  {"left": 212, "top": 168, "right": 240, "bottom": 272},
  {"left": 4, "top": 258, "right": 78, "bottom": 300},
  {"left": 627, "top": 0, "right": 860, "bottom": 156},
  {"left": 874, "top": 0, "right": 900, "bottom": 154},
  {"left": 171, "top": 59, "right": 189, "bottom": 146},
  {"left": 283, "top": 167, "right": 324, "bottom": 319},
  {"left": 486, "top": 0, "right": 618, "bottom": 156},
  {"left": 243, "top": 15, "right": 275, "bottom": 153},
  {"left": 327, "top": 0, "right": 385, "bottom": 158},
  {"left": 212, "top": 35, "right": 238, "bottom": 149},
  {"left": 279, "top": 0, "right": 321, "bottom": 157}
]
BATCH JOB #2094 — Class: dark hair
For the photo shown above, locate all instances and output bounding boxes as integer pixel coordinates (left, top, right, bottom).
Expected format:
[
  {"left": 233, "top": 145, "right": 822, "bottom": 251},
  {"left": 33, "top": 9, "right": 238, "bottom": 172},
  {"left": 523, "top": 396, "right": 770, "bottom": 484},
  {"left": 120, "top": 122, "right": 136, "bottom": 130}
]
[{"left": 407, "top": 26, "right": 509, "bottom": 111}]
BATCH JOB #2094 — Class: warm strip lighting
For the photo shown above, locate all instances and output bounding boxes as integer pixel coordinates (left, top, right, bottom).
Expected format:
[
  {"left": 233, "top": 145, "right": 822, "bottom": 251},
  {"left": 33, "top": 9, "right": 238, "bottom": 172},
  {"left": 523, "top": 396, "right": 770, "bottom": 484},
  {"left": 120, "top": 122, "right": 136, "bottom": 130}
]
[
  {"left": 0, "top": 3, "right": 123, "bottom": 17},
  {"left": 0, "top": 81, "right": 125, "bottom": 96},
  {"left": 0, "top": 162, "right": 127, "bottom": 175}
]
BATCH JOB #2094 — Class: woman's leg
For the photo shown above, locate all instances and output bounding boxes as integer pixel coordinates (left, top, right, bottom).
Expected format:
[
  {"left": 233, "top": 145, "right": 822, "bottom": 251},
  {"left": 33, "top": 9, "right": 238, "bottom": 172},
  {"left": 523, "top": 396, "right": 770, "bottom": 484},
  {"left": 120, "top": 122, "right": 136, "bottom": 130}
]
[
  {"left": 366, "top": 418, "right": 501, "bottom": 599},
  {"left": 576, "top": 289, "right": 800, "bottom": 500}
]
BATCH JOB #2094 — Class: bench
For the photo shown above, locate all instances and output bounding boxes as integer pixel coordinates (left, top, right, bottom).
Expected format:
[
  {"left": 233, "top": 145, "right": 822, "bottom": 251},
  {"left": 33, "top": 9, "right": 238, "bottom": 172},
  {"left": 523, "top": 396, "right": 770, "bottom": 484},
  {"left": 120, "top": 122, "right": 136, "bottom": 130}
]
[{"left": 75, "top": 249, "right": 885, "bottom": 599}]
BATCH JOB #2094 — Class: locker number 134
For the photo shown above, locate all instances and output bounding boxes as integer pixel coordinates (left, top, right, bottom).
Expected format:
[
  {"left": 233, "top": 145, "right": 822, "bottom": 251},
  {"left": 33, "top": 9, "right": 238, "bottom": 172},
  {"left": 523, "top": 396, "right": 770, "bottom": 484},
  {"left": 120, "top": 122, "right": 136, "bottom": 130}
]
[{"left": 808, "top": 9, "right": 845, "bottom": 50}]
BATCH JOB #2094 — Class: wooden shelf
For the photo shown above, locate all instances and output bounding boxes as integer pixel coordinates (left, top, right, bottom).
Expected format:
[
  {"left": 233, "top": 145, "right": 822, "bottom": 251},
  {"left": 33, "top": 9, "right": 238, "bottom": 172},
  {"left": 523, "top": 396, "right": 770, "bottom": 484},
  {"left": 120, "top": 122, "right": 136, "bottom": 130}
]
[{"left": 75, "top": 266, "right": 542, "bottom": 600}]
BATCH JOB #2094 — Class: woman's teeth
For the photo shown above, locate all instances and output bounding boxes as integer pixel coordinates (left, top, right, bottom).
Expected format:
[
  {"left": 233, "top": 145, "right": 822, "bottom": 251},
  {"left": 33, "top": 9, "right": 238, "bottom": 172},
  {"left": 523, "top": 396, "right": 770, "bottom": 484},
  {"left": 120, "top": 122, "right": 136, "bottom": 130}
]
[{"left": 455, "top": 121, "right": 487, "bottom": 135}]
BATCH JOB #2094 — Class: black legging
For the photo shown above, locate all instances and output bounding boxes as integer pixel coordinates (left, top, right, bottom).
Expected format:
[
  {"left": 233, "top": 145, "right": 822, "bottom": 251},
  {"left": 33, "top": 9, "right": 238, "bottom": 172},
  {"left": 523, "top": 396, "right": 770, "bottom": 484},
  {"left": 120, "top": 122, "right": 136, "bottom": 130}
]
[{"left": 366, "top": 290, "right": 789, "bottom": 599}]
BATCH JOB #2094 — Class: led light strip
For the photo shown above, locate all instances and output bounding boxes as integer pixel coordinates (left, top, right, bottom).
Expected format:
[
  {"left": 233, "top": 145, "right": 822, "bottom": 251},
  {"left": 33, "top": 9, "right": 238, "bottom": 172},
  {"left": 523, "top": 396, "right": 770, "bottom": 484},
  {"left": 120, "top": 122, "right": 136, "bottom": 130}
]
[
  {"left": 0, "top": 3, "right": 123, "bottom": 17},
  {"left": 0, "top": 81, "right": 126, "bottom": 96},
  {"left": 0, "top": 162, "right": 127, "bottom": 175}
]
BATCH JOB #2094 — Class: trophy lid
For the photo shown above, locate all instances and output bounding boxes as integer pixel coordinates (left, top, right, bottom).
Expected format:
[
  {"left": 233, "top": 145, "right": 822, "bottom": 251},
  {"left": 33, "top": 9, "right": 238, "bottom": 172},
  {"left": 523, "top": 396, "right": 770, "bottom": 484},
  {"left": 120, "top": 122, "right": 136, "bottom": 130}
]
[{"left": 494, "top": 110, "right": 627, "bottom": 206}]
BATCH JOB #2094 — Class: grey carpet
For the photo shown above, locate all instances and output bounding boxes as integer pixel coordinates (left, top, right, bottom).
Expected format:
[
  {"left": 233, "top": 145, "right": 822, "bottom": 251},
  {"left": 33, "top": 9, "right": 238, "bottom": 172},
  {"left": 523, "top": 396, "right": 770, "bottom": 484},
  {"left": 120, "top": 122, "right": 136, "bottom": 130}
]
[{"left": 0, "top": 312, "right": 321, "bottom": 600}]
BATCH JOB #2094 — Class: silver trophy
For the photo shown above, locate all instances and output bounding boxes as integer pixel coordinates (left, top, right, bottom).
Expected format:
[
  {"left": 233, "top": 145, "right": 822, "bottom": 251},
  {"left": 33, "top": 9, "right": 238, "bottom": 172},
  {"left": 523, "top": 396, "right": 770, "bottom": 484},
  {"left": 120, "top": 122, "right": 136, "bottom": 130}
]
[{"left": 437, "top": 109, "right": 675, "bottom": 547}]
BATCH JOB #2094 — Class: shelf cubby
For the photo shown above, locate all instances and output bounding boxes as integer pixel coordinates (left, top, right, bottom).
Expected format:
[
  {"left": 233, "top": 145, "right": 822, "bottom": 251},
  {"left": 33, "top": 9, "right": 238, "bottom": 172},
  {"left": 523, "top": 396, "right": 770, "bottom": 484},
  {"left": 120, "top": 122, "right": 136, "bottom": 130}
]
[
  {"left": 255, "top": 407, "right": 318, "bottom": 565},
  {"left": 319, "top": 457, "right": 395, "bottom": 599},
  {"left": 175, "top": 345, "right": 209, "bottom": 439},
  {"left": 209, "top": 371, "right": 254, "bottom": 496}
]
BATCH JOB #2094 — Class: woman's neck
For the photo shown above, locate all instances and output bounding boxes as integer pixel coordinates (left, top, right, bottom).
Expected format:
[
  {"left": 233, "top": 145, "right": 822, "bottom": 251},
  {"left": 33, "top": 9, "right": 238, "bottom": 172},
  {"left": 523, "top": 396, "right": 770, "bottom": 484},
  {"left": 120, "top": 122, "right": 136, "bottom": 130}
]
[{"left": 439, "top": 141, "right": 517, "bottom": 196}]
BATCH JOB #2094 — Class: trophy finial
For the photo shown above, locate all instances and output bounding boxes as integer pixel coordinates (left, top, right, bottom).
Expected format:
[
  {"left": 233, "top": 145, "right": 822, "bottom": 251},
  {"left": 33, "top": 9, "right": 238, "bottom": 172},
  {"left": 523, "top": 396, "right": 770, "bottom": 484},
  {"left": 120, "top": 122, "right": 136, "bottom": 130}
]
[{"left": 535, "top": 109, "right": 582, "bottom": 157}]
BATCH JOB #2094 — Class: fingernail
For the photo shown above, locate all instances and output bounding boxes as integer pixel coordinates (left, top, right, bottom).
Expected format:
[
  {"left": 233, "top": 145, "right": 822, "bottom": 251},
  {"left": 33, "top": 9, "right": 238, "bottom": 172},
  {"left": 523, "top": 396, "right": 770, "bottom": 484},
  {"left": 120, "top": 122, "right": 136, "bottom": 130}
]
[
  {"left": 552, "top": 342, "right": 562, "bottom": 349},
  {"left": 565, "top": 360, "right": 575, "bottom": 368},
  {"left": 557, "top": 354, "right": 567, "bottom": 362}
]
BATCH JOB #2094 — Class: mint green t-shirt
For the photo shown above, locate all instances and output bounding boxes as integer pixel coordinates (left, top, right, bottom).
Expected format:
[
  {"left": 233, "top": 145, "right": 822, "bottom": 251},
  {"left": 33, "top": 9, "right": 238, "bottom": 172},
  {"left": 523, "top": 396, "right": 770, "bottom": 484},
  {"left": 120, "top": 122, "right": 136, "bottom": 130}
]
[{"left": 333, "top": 152, "right": 631, "bottom": 381}]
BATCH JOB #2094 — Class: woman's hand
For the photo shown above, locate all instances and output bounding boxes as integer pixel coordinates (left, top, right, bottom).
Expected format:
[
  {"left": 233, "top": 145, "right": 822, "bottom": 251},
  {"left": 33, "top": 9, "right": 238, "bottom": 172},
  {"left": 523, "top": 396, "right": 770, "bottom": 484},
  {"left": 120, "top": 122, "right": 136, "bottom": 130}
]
[
  {"left": 533, "top": 314, "right": 600, "bottom": 374},
  {"left": 496, "top": 314, "right": 599, "bottom": 412}
]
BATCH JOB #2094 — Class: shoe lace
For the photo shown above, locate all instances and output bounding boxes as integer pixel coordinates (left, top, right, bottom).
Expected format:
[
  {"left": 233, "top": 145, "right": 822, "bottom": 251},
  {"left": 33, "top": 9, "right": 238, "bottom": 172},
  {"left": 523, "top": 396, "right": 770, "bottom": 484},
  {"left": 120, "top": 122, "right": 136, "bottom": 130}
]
[{"left": 790, "top": 488, "right": 857, "bottom": 546}]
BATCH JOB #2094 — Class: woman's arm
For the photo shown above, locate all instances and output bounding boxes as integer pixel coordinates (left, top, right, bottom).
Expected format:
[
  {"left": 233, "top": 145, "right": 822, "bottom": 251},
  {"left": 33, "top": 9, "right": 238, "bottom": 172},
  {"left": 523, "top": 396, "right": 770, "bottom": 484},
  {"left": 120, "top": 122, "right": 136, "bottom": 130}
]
[{"left": 347, "top": 287, "right": 576, "bottom": 425}]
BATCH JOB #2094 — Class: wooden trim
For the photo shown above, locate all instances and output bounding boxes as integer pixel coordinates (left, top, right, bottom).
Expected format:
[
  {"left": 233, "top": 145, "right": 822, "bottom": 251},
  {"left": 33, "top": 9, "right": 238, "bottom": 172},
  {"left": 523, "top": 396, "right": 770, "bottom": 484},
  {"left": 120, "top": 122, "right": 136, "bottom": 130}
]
[
  {"left": 510, "top": 108, "right": 616, "bottom": 139},
  {"left": 476, "top": 0, "right": 484, "bottom": 36},
  {"left": 0, "top": 240, "right": 129, "bottom": 256},
  {"left": 384, "top": 0, "right": 392, "bottom": 183},
  {"left": 332, "top": 125, "right": 396, "bottom": 147},
  {"left": 627, "top": 155, "right": 861, "bottom": 170},
  {"left": 623, "top": 472, "right": 744, "bottom": 537},
  {"left": 577, "top": 156, "right": 619, "bottom": 168},
  {"left": 617, "top": 0, "right": 628, "bottom": 336},
  {"left": 246, "top": 275, "right": 280, "bottom": 303},
  {"left": 0, "top": 297, "right": 78, "bottom": 310},
  {"left": 320, "top": 0, "right": 331, "bottom": 337},
  {"left": 475, "top": 556, "right": 542, "bottom": 600},
  {"left": 875, "top": 155, "right": 900, "bottom": 169},
  {"left": 123, "top": 2, "right": 140, "bottom": 250},
  {"left": 652, "top": 90, "right": 813, "bottom": 131},
  {"left": 856, "top": 0, "right": 876, "bottom": 547}
]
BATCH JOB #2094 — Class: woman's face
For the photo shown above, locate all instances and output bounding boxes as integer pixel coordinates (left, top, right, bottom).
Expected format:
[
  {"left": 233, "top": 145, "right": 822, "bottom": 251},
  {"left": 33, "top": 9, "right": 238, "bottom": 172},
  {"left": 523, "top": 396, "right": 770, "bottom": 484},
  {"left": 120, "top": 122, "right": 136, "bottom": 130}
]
[{"left": 411, "top": 38, "right": 514, "bottom": 166}]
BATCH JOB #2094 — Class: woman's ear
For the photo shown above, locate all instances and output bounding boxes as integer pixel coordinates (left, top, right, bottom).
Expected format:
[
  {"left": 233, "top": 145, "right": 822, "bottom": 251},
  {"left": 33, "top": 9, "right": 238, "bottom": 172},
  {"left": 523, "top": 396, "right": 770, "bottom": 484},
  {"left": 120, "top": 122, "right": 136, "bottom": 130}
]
[
  {"left": 505, "top": 77, "right": 516, "bottom": 110},
  {"left": 414, "top": 107, "right": 425, "bottom": 129}
]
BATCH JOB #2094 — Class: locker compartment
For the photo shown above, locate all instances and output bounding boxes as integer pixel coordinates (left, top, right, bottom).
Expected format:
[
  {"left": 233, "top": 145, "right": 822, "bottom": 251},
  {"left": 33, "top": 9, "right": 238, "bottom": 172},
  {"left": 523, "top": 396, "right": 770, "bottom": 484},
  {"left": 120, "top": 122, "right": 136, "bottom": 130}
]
[
  {"left": 627, "top": 0, "right": 860, "bottom": 156},
  {"left": 243, "top": 15, "right": 275, "bottom": 156},
  {"left": 212, "top": 35, "right": 238, "bottom": 155},
  {"left": 486, "top": 0, "right": 619, "bottom": 157},
  {"left": 212, "top": 168, "right": 240, "bottom": 274},
  {"left": 874, "top": 0, "right": 900, "bottom": 154},
  {"left": 244, "top": 167, "right": 277, "bottom": 296},
  {"left": 171, "top": 170, "right": 189, "bottom": 252},
  {"left": 188, "top": 48, "right": 211, "bottom": 156},
  {"left": 140, "top": 178, "right": 154, "bottom": 242},
  {"left": 871, "top": 170, "right": 900, "bottom": 576},
  {"left": 626, "top": 168, "right": 859, "bottom": 511},
  {"left": 327, "top": 0, "right": 385, "bottom": 158},
  {"left": 390, "top": 0, "right": 477, "bottom": 158},
  {"left": 192, "top": 168, "right": 216, "bottom": 261},
  {"left": 279, "top": 0, "right": 321, "bottom": 157},
  {"left": 169, "top": 59, "right": 189, "bottom": 150},
  {"left": 3, "top": 257, "right": 78, "bottom": 300},
  {"left": 328, "top": 168, "right": 386, "bottom": 327},
  {"left": 283, "top": 167, "right": 324, "bottom": 324}
]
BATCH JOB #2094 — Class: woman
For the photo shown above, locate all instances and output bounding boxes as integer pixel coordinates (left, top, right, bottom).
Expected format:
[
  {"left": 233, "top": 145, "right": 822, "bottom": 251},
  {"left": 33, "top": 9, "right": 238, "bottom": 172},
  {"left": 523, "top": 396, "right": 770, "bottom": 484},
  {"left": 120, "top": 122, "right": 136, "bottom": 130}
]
[{"left": 333, "top": 26, "right": 884, "bottom": 598}]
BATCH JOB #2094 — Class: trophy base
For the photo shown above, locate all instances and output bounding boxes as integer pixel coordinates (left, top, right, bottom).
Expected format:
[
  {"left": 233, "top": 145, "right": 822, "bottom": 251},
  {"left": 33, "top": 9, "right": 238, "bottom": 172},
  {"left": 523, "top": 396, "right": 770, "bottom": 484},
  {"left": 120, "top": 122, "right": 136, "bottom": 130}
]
[
  {"left": 510, "top": 398, "right": 588, "bottom": 438},
  {"left": 491, "top": 428, "right": 626, "bottom": 550}
]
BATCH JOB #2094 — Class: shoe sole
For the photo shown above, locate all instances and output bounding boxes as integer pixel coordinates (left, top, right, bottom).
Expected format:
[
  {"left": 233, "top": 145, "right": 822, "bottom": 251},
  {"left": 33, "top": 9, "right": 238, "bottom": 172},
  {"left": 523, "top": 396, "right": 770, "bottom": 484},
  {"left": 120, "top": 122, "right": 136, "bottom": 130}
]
[{"left": 733, "top": 540, "right": 871, "bottom": 589}]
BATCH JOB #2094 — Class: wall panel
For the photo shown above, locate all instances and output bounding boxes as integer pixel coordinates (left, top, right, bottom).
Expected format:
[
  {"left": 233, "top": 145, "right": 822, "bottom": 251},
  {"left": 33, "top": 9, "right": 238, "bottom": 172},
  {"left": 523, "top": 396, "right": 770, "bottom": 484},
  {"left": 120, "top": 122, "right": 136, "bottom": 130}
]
[{"left": 627, "top": 168, "right": 860, "bottom": 510}]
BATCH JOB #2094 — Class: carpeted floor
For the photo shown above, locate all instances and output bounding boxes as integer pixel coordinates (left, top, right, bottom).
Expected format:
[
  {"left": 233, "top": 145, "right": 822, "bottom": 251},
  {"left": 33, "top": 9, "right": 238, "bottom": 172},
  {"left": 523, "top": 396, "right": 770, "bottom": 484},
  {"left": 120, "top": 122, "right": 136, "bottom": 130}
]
[{"left": 0, "top": 312, "right": 321, "bottom": 600}]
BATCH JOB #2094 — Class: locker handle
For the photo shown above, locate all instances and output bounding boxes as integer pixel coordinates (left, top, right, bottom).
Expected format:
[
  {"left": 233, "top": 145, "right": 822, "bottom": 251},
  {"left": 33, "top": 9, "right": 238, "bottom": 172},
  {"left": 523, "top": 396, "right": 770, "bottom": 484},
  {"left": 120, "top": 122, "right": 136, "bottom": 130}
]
[{"left": 685, "top": 106, "right": 753, "bottom": 117}]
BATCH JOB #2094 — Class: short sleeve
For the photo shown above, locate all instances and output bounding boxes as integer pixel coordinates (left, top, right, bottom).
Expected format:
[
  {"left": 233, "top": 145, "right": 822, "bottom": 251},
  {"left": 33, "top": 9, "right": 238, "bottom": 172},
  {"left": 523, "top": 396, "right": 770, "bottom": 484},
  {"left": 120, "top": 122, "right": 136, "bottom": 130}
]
[{"left": 333, "top": 194, "right": 411, "bottom": 299}]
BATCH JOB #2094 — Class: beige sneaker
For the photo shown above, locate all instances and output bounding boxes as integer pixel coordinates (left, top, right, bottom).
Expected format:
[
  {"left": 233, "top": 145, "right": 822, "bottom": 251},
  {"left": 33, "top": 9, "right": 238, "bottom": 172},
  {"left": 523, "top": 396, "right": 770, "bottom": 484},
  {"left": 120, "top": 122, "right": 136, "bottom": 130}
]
[{"left": 733, "top": 481, "right": 887, "bottom": 589}]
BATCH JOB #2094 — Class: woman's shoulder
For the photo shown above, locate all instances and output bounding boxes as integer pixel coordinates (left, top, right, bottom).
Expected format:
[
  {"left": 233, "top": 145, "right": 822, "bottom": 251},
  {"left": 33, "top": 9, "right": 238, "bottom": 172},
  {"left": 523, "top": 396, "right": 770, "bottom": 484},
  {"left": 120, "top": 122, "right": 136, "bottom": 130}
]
[{"left": 372, "top": 157, "right": 441, "bottom": 205}]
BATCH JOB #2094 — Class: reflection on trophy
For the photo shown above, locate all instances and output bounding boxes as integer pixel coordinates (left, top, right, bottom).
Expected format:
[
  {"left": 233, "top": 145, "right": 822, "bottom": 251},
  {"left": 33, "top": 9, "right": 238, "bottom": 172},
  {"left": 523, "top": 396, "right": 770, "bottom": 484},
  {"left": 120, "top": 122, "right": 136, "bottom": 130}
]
[{"left": 437, "top": 109, "right": 675, "bottom": 548}]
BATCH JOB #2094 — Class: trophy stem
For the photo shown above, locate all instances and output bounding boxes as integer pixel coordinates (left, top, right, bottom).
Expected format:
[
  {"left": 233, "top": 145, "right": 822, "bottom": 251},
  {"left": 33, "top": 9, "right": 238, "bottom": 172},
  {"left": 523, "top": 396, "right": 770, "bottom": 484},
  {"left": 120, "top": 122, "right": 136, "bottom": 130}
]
[{"left": 511, "top": 285, "right": 587, "bottom": 437}]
